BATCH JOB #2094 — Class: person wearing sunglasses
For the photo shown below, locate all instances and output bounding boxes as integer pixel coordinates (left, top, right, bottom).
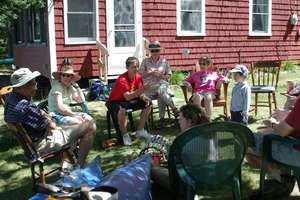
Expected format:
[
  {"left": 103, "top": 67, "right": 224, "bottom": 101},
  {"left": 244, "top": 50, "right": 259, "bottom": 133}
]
[
  {"left": 140, "top": 41, "right": 179, "bottom": 127},
  {"left": 48, "top": 64, "right": 92, "bottom": 126}
]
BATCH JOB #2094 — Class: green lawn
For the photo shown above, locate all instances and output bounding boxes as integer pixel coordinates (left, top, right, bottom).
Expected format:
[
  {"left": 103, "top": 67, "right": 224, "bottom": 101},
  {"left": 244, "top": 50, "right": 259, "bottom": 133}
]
[{"left": 0, "top": 69, "right": 300, "bottom": 199}]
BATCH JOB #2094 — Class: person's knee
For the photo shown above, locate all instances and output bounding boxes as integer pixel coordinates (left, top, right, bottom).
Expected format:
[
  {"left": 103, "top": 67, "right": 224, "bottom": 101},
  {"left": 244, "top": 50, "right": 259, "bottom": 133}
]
[{"left": 204, "top": 94, "right": 213, "bottom": 101}]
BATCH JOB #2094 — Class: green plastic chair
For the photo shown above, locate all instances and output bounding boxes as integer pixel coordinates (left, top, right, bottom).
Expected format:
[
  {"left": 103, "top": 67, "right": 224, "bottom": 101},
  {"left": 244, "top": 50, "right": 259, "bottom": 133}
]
[
  {"left": 168, "top": 121, "right": 254, "bottom": 200},
  {"left": 259, "top": 134, "right": 299, "bottom": 199}
]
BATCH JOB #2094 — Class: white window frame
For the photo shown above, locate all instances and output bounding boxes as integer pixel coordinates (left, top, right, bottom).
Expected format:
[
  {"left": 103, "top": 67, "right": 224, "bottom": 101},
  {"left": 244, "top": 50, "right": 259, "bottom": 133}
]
[
  {"left": 63, "top": 0, "right": 99, "bottom": 45},
  {"left": 176, "top": 0, "right": 206, "bottom": 36},
  {"left": 249, "top": 0, "right": 272, "bottom": 36}
]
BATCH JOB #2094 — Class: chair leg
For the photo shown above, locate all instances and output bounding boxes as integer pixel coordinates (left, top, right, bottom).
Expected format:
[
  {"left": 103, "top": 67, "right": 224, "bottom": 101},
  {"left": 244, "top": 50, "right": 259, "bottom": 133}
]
[
  {"left": 224, "top": 104, "right": 228, "bottom": 118},
  {"left": 255, "top": 93, "right": 258, "bottom": 115},
  {"left": 232, "top": 175, "right": 242, "bottom": 200},
  {"left": 268, "top": 93, "right": 272, "bottom": 116},
  {"left": 166, "top": 106, "right": 171, "bottom": 119},
  {"left": 272, "top": 92, "right": 277, "bottom": 110},
  {"left": 39, "top": 163, "right": 45, "bottom": 184},
  {"left": 31, "top": 164, "right": 36, "bottom": 188},
  {"left": 150, "top": 107, "right": 154, "bottom": 128},
  {"left": 106, "top": 111, "right": 111, "bottom": 139},
  {"left": 127, "top": 111, "right": 135, "bottom": 132},
  {"left": 259, "top": 159, "right": 268, "bottom": 200}
]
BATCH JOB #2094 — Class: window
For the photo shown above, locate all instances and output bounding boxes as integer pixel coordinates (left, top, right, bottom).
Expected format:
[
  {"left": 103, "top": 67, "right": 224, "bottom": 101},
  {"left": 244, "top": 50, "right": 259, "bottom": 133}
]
[
  {"left": 13, "top": 8, "right": 46, "bottom": 45},
  {"left": 114, "top": 0, "right": 135, "bottom": 47},
  {"left": 64, "top": 0, "right": 98, "bottom": 44},
  {"left": 176, "top": 0, "right": 205, "bottom": 36},
  {"left": 249, "top": 0, "right": 272, "bottom": 36},
  {"left": 28, "top": 8, "right": 45, "bottom": 43}
]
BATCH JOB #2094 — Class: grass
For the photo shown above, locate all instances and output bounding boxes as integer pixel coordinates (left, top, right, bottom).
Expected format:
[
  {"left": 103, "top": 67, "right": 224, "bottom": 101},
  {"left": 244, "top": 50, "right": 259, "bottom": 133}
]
[{"left": 0, "top": 68, "right": 300, "bottom": 199}]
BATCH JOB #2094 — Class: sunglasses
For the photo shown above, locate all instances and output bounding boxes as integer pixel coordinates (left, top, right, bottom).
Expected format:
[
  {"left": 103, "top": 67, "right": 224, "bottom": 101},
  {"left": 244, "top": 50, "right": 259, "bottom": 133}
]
[
  {"left": 61, "top": 74, "right": 73, "bottom": 78},
  {"left": 150, "top": 50, "right": 160, "bottom": 53}
]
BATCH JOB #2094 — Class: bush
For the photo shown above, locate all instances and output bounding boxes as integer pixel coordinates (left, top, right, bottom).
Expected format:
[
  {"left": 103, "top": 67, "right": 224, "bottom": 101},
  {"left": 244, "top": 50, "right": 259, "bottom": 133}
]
[
  {"left": 282, "top": 60, "right": 299, "bottom": 72},
  {"left": 169, "top": 71, "right": 187, "bottom": 85}
]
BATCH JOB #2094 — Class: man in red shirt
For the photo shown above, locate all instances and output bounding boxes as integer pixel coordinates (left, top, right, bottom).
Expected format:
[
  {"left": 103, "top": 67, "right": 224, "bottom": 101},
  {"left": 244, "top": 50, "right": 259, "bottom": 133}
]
[
  {"left": 247, "top": 97, "right": 300, "bottom": 182},
  {"left": 106, "top": 57, "right": 152, "bottom": 145}
]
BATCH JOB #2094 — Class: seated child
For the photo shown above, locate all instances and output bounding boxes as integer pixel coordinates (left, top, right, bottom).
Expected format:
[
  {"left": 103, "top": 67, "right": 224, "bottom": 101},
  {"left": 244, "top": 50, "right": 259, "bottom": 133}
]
[
  {"left": 182, "top": 56, "right": 227, "bottom": 119},
  {"left": 229, "top": 64, "right": 251, "bottom": 125}
]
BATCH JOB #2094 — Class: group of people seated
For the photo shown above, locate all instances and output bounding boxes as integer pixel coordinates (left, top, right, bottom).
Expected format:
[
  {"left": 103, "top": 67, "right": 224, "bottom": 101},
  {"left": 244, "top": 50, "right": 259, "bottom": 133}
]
[{"left": 3, "top": 41, "right": 300, "bottom": 196}]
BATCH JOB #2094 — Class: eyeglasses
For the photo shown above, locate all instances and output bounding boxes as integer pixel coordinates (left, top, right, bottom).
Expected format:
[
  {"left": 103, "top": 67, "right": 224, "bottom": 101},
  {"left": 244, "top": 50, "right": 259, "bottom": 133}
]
[
  {"left": 150, "top": 50, "right": 160, "bottom": 53},
  {"left": 62, "top": 74, "right": 73, "bottom": 78}
]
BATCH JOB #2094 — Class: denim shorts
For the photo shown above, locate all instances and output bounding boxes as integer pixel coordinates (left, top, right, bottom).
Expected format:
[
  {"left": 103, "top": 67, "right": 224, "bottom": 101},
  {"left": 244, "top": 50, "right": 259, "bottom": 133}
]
[{"left": 253, "top": 133, "right": 300, "bottom": 167}]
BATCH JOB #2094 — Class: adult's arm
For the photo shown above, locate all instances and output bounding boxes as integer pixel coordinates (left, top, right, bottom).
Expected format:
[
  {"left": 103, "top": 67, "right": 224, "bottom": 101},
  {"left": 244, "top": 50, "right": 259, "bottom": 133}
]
[
  {"left": 54, "top": 94, "right": 75, "bottom": 116},
  {"left": 274, "top": 98, "right": 300, "bottom": 137},
  {"left": 71, "top": 83, "right": 85, "bottom": 103}
]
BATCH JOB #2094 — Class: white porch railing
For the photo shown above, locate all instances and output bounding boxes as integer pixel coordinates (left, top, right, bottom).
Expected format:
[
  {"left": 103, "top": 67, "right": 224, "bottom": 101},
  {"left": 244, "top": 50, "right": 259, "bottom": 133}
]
[{"left": 96, "top": 40, "right": 109, "bottom": 83}]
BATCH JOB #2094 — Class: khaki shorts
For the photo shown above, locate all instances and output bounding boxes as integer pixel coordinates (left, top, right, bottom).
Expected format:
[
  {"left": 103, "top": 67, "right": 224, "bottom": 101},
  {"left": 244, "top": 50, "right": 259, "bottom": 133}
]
[{"left": 34, "top": 126, "right": 79, "bottom": 154}]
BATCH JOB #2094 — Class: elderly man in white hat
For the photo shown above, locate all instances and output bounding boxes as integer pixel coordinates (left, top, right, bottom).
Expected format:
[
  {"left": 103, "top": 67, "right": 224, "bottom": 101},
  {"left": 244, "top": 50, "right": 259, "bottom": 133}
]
[
  {"left": 139, "top": 41, "right": 178, "bottom": 127},
  {"left": 4, "top": 68, "right": 96, "bottom": 168}
]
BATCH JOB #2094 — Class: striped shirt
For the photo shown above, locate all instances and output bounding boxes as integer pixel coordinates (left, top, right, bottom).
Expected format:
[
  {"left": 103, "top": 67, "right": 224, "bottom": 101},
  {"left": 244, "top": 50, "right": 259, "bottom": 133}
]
[{"left": 4, "top": 92, "right": 48, "bottom": 142}]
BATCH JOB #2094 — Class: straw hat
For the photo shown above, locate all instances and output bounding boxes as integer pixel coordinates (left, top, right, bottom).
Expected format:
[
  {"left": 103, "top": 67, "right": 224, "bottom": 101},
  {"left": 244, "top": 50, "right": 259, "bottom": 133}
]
[
  {"left": 52, "top": 65, "right": 81, "bottom": 82},
  {"left": 11, "top": 68, "right": 40, "bottom": 88}
]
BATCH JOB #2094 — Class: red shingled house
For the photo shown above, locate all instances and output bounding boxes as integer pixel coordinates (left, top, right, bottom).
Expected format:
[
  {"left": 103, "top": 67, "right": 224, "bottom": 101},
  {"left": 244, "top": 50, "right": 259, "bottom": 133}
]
[{"left": 10, "top": 0, "right": 300, "bottom": 80}]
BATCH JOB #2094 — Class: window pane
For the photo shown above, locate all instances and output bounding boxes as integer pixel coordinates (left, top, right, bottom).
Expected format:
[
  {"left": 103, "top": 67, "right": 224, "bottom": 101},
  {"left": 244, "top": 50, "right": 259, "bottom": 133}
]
[
  {"left": 115, "top": 31, "right": 135, "bottom": 47},
  {"left": 68, "top": 14, "right": 95, "bottom": 38},
  {"left": 181, "top": 11, "right": 201, "bottom": 32},
  {"left": 181, "top": 0, "right": 201, "bottom": 11},
  {"left": 68, "top": 0, "right": 94, "bottom": 12},
  {"left": 253, "top": 3, "right": 268, "bottom": 13},
  {"left": 33, "top": 11, "right": 42, "bottom": 41},
  {"left": 252, "top": 14, "right": 268, "bottom": 32},
  {"left": 114, "top": 0, "right": 134, "bottom": 25}
]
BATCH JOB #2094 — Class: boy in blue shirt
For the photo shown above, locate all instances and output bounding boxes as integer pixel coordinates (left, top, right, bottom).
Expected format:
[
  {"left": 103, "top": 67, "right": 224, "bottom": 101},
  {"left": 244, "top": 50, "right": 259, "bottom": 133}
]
[{"left": 230, "top": 64, "right": 251, "bottom": 125}]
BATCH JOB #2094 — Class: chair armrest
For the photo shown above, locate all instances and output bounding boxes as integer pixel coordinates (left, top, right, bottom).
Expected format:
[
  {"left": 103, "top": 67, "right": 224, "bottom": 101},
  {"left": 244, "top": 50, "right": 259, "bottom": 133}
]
[{"left": 262, "top": 134, "right": 300, "bottom": 163}]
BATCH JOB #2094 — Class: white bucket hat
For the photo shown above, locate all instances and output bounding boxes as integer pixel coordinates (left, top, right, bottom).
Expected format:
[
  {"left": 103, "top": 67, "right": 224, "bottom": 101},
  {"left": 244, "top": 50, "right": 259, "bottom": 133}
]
[{"left": 10, "top": 68, "right": 40, "bottom": 88}]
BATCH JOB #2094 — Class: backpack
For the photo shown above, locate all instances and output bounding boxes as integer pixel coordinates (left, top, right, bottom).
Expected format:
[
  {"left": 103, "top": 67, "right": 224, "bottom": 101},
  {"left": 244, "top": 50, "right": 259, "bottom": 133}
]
[{"left": 90, "top": 80, "right": 110, "bottom": 101}]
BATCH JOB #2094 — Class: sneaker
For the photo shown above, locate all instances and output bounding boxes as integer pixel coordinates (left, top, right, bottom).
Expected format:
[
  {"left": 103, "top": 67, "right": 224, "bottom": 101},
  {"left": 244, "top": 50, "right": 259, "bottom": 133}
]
[
  {"left": 60, "top": 162, "right": 80, "bottom": 177},
  {"left": 136, "top": 129, "right": 152, "bottom": 141},
  {"left": 122, "top": 133, "right": 132, "bottom": 146}
]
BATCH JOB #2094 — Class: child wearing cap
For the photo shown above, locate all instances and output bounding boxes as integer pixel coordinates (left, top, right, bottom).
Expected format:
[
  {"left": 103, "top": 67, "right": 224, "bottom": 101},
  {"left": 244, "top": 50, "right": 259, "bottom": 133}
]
[{"left": 230, "top": 64, "right": 251, "bottom": 125}]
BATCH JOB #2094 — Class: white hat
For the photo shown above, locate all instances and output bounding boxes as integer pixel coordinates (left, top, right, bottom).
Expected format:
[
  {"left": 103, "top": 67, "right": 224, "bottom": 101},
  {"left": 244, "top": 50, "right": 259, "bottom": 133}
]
[
  {"left": 230, "top": 64, "right": 249, "bottom": 77},
  {"left": 10, "top": 68, "right": 41, "bottom": 88}
]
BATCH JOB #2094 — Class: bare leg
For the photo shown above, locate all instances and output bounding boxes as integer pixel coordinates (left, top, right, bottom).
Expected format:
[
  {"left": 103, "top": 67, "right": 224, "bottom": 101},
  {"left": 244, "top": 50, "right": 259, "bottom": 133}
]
[
  {"left": 192, "top": 94, "right": 204, "bottom": 109},
  {"left": 69, "top": 119, "right": 96, "bottom": 167},
  {"left": 117, "top": 107, "right": 127, "bottom": 135},
  {"left": 204, "top": 93, "right": 214, "bottom": 119},
  {"left": 137, "top": 105, "right": 152, "bottom": 130}
]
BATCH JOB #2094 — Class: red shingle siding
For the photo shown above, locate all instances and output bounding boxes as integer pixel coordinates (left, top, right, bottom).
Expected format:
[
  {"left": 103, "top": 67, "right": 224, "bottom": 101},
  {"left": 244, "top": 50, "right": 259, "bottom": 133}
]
[
  {"left": 53, "top": 0, "right": 300, "bottom": 76},
  {"left": 54, "top": 0, "right": 106, "bottom": 77},
  {"left": 142, "top": 0, "right": 300, "bottom": 71}
]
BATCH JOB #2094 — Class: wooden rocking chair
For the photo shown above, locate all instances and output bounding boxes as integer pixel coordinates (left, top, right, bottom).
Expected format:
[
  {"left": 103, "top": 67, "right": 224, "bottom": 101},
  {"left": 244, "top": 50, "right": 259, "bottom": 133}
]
[{"left": 7, "top": 123, "right": 76, "bottom": 190}]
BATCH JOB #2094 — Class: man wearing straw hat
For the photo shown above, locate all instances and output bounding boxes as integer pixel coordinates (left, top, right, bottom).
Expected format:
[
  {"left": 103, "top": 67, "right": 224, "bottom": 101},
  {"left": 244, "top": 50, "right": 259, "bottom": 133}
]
[
  {"left": 140, "top": 41, "right": 179, "bottom": 126},
  {"left": 4, "top": 68, "right": 96, "bottom": 168}
]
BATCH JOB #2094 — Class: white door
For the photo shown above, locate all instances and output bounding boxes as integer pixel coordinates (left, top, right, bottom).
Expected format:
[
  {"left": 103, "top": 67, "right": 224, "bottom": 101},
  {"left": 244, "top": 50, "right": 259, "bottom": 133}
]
[{"left": 106, "top": 0, "right": 143, "bottom": 76}]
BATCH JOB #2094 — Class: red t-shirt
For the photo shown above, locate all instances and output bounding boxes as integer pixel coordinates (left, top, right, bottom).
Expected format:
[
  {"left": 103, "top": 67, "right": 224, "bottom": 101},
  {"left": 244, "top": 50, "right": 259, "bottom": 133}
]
[
  {"left": 107, "top": 72, "right": 143, "bottom": 102},
  {"left": 286, "top": 98, "right": 300, "bottom": 138}
]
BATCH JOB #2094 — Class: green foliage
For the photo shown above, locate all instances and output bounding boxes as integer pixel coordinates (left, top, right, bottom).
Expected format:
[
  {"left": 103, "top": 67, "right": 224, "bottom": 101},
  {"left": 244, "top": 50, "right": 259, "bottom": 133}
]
[
  {"left": 282, "top": 60, "right": 299, "bottom": 72},
  {"left": 169, "top": 71, "right": 187, "bottom": 85}
]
